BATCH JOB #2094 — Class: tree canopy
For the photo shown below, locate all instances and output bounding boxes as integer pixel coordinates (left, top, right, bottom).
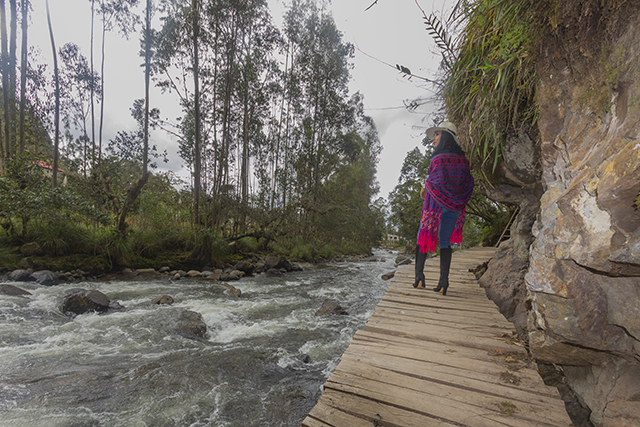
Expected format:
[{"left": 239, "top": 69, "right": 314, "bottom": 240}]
[{"left": 0, "top": 0, "right": 387, "bottom": 270}]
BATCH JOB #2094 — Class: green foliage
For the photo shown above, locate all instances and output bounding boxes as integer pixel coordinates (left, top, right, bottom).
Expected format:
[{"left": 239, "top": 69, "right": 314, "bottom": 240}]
[
  {"left": 461, "top": 217, "right": 482, "bottom": 249},
  {"left": 388, "top": 143, "right": 432, "bottom": 242},
  {"left": 0, "top": 245, "right": 21, "bottom": 270},
  {"left": 236, "top": 237, "right": 260, "bottom": 254},
  {"left": 0, "top": 0, "right": 387, "bottom": 270},
  {"left": 29, "top": 220, "right": 92, "bottom": 257},
  {"left": 289, "top": 241, "right": 316, "bottom": 262},
  {"left": 435, "top": 0, "right": 540, "bottom": 175},
  {"left": 92, "top": 227, "right": 133, "bottom": 267},
  {"left": 466, "top": 192, "right": 516, "bottom": 246},
  {"left": 190, "top": 227, "right": 232, "bottom": 265}
]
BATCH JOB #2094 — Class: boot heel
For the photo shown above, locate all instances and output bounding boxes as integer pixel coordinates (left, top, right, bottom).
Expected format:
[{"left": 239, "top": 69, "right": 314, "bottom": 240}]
[{"left": 413, "top": 273, "right": 425, "bottom": 288}]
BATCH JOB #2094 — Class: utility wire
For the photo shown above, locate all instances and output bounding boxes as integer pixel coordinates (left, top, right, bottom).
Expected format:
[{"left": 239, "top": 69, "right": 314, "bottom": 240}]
[{"left": 354, "top": 44, "right": 439, "bottom": 85}]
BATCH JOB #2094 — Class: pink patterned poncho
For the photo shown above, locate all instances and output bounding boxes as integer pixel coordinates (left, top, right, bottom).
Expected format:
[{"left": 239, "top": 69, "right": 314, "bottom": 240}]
[{"left": 417, "top": 154, "right": 474, "bottom": 254}]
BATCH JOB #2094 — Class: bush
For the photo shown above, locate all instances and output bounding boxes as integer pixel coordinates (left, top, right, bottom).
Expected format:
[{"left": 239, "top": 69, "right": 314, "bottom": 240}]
[
  {"left": 92, "top": 228, "right": 132, "bottom": 267},
  {"left": 29, "top": 219, "right": 92, "bottom": 257},
  {"left": 235, "top": 237, "right": 259, "bottom": 254}
]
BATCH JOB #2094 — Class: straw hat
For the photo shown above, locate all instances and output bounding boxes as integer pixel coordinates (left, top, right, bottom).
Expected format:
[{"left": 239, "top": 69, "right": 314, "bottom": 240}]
[{"left": 426, "top": 121, "right": 460, "bottom": 144}]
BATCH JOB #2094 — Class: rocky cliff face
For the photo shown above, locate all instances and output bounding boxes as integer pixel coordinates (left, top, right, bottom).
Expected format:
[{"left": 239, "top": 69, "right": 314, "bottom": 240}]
[{"left": 479, "top": 3, "right": 640, "bottom": 426}]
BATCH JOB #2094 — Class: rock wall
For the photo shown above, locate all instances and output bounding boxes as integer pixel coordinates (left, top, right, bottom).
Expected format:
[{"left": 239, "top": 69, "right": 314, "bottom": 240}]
[{"left": 480, "top": 2, "right": 640, "bottom": 426}]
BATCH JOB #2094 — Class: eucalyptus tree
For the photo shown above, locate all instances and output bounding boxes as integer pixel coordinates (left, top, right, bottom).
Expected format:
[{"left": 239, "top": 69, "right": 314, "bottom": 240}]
[
  {"left": 155, "top": 0, "right": 278, "bottom": 230},
  {"left": 234, "top": 0, "right": 279, "bottom": 204},
  {"left": 96, "top": 0, "right": 139, "bottom": 158},
  {"left": 89, "top": 0, "right": 96, "bottom": 155},
  {"left": 316, "top": 92, "right": 384, "bottom": 250},
  {"left": 257, "top": 0, "right": 306, "bottom": 210},
  {"left": 141, "top": 0, "right": 154, "bottom": 175},
  {"left": 284, "top": 3, "right": 354, "bottom": 231},
  {"left": 45, "top": 0, "right": 59, "bottom": 187},
  {"left": 155, "top": 0, "right": 203, "bottom": 224},
  {"left": 18, "top": 0, "right": 28, "bottom": 154},
  {"left": 7, "top": 0, "right": 16, "bottom": 151},
  {"left": 0, "top": 0, "right": 10, "bottom": 158},
  {"left": 58, "top": 42, "right": 101, "bottom": 176}
]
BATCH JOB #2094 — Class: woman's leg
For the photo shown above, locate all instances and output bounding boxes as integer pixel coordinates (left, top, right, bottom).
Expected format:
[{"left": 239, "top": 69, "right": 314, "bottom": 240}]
[
  {"left": 438, "top": 208, "right": 460, "bottom": 249},
  {"left": 434, "top": 208, "right": 460, "bottom": 295},
  {"left": 414, "top": 245, "right": 427, "bottom": 288}
]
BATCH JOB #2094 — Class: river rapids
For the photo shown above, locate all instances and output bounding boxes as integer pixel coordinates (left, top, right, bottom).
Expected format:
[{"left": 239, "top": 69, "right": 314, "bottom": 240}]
[{"left": 0, "top": 250, "right": 398, "bottom": 427}]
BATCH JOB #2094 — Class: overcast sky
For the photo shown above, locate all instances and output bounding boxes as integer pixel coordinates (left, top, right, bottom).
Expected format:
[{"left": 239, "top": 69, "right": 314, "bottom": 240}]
[{"left": 30, "top": 0, "right": 452, "bottom": 199}]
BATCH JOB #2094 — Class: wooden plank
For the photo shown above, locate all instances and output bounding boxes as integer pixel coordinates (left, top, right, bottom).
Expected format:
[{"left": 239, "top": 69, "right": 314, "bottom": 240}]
[
  {"left": 317, "top": 389, "right": 461, "bottom": 427},
  {"left": 324, "top": 373, "right": 563, "bottom": 427},
  {"left": 301, "top": 400, "right": 374, "bottom": 427},
  {"left": 373, "top": 302, "right": 513, "bottom": 328},
  {"left": 368, "top": 306, "right": 514, "bottom": 333},
  {"left": 336, "top": 350, "right": 564, "bottom": 404},
  {"left": 351, "top": 330, "right": 531, "bottom": 365},
  {"left": 362, "top": 322, "right": 522, "bottom": 354},
  {"left": 348, "top": 332, "right": 541, "bottom": 383},
  {"left": 326, "top": 364, "right": 569, "bottom": 427},
  {"left": 302, "top": 248, "right": 574, "bottom": 427},
  {"left": 300, "top": 415, "right": 333, "bottom": 427}
]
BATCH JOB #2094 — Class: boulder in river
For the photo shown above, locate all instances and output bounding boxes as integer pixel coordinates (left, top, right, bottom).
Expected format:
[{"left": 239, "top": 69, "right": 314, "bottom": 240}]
[
  {"left": 0, "top": 284, "right": 32, "bottom": 297},
  {"left": 136, "top": 268, "right": 160, "bottom": 277},
  {"left": 186, "top": 270, "right": 203, "bottom": 278},
  {"left": 254, "top": 261, "right": 267, "bottom": 274},
  {"left": 8, "top": 269, "right": 33, "bottom": 282},
  {"left": 225, "top": 286, "right": 241, "bottom": 297},
  {"left": 395, "top": 254, "right": 412, "bottom": 266},
  {"left": 176, "top": 309, "right": 207, "bottom": 339},
  {"left": 381, "top": 271, "right": 395, "bottom": 281},
  {"left": 234, "top": 260, "right": 256, "bottom": 275},
  {"left": 315, "top": 299, "right": 348, "bottom": 317},
  {"left": 265, "top": 255, "right": 288, "bottom": 270},
  {"left": 30, "top": 270, "right": 58, "bottom": 286},
  {"left": 62, "top": 289, "right": 111, "bottom": 316},
  {"left": 133, "top": 295, "right": 175, "bottom": 309},
  {"left": 150, "top": 295, "right": 174, "bottom": 305}
]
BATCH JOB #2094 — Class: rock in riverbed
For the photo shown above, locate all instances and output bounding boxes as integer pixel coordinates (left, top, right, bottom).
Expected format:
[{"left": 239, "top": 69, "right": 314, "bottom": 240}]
[
  {"left": 315, "top": 299, "right": 348, "bottom": 316},
  {"left": 62, "top": 289, "right": 111, "bottom": 316},
  {"left": 0, "top": 284, "right": 32, "bottom": 296}
]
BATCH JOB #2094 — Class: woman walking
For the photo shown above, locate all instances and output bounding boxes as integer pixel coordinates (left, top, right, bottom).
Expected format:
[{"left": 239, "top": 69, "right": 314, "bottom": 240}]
[{"left": 413, "top": 121, "right": 474, "bottom": 295}]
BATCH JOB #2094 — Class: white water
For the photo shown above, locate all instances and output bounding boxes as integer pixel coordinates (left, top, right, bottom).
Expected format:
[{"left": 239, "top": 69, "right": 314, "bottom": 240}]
[{"left": 0, "top": 250, "right": 397, "bottom": 427}]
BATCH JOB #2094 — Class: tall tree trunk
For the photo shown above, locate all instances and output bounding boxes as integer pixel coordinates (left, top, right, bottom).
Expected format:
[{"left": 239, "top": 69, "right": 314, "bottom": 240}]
[
  {"left": 0, "top": 0, "right": 11, "bottom": 158},
  {"left": 118, "top": 171, "right": 150, "bottom": 234},
  {"left": 98, "top": 2, "right": 105, "bottom": 160},
  {"left": 8, "top": 0, "right": 15, "bottom": 149},
  {"left": 45, "top": 0, "right": 59, "bottom": 187},
  {"left": 217, "top": 19, "right": 236, "bottom": 199},
  {"left": 241, "top": 87, "right": 249, "bottom": 204},
  {"left": 192, "top": 0, "right": 201, "bottom": 226},
  {"left": 90, "top": 0, "right": 95, "bottom": 161},
  {"left": 18, "top": 0, "right": 26, "bottom": 155},
  {"left": 143, "top": 0, "right": 151, "bottom": 175}
]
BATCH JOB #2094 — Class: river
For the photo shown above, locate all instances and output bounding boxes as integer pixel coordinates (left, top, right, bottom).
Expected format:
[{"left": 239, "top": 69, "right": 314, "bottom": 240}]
[{"left": 0, "top": 250, "right": 398, "bottom": 427}]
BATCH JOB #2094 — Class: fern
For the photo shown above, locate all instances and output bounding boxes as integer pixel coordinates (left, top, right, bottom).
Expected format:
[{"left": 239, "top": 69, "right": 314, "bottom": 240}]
[{"left": 423, "top": 13, "right": 455, "bottom": 69}]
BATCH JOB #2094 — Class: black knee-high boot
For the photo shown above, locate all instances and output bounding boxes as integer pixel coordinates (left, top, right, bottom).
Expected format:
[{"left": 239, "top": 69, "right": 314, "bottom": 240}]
[
  {"left": 413, "top": 246, "right": 427, "bottom": 288},
  {"left": 433, "top": 247, "right": 452, "bottom": 295}
]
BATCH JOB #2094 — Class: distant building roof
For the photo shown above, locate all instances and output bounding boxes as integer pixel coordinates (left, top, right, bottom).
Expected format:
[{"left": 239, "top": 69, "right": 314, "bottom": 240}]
[{"left": 34, "top": 160, "right": 65, "bottom": 173}]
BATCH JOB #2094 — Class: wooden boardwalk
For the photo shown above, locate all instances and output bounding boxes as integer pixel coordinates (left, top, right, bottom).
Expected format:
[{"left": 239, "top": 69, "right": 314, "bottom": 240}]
[{"left": 302, "top": 247, "right": 573, "bottom": 427}]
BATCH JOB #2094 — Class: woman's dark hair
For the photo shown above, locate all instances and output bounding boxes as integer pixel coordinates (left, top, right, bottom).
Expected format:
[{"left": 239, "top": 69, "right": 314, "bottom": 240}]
[{"left": 433, "top": 130, "right": 465, "bottom": 156}]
